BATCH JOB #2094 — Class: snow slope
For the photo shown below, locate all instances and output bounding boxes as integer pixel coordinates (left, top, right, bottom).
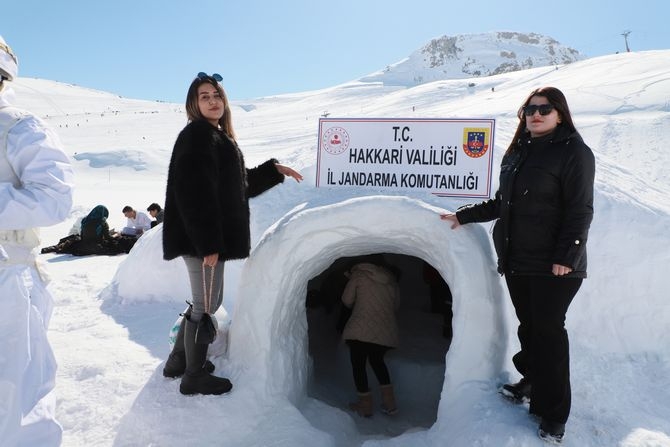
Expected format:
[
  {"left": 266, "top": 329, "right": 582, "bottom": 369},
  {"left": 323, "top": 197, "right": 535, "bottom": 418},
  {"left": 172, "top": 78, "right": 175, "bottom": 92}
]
[{"left": 10, "top": 49, "right": 670, "bottom": 446}]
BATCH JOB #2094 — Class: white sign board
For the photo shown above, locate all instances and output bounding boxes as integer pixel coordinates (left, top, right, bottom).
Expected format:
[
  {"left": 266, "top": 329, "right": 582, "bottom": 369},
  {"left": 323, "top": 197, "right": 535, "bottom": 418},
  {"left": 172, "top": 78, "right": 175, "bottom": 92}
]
[{"left": 316, "top": 118, "right": 495, "bottom": 198}]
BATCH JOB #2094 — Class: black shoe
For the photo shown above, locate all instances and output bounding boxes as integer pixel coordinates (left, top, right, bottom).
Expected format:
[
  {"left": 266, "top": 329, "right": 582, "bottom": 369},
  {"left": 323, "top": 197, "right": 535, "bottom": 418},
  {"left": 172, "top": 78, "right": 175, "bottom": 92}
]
[
  {"left": 180, "top": 371, "right": 232, "bottom": 396},
  {"left": 538, "top": 419, "right": 565, "bottom": 444},
  {"left": 500, "top": 377, "right": 531, "bottom": 403}
]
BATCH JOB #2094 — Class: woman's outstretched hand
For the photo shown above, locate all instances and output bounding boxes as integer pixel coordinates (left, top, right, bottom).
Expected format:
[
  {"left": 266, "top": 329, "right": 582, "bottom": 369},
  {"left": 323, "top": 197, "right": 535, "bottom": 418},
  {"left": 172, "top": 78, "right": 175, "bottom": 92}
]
[
  {"left": 275, "top": 163, "right": 303, "bottom": 182},
  {"left": 440, "top": 213, "right": 461, "bottom": 229}
]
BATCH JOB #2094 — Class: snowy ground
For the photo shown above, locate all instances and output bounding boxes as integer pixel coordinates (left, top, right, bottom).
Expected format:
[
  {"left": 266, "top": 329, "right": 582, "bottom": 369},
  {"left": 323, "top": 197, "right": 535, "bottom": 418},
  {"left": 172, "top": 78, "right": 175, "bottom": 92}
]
[{"left": 12, "top": 49, "right": 670, "bottom": 446}]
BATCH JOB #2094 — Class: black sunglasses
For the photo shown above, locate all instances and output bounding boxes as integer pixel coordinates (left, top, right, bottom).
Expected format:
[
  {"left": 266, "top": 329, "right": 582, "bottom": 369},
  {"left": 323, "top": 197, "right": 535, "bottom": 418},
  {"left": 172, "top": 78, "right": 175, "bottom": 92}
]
[
  {"left": 197, "top": 72, "right": 223, "bottom": 82},
  {"left": 523, "top": 104, "right": 555, "bottom": 116}
]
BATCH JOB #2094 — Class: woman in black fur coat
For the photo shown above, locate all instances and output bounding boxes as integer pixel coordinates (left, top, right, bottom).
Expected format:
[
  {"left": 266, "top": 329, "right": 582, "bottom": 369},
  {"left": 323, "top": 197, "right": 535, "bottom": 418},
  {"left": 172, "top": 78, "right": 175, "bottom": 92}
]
[
  {"left": 441, "top": 87, "right": 595, "bottom": 444},
  {"left": 162, "top": 72, "right": 302, "bottom": 396}
]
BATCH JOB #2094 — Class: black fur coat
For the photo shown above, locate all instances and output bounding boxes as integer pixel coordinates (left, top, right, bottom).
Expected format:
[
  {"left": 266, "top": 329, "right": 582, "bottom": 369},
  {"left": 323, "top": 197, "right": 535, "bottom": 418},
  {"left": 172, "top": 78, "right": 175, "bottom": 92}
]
[{"left": 162, "top": 119, "right": 284, "bottom": 261}]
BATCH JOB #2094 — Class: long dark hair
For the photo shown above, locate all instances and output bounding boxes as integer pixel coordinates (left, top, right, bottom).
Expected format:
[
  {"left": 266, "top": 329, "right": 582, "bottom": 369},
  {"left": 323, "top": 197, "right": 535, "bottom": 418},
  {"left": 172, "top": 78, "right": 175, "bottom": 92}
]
[
  {"left": 506, "top": 86, "right": 579, "bottom": 155},
  {"left": 184, "top": 76, "right": 236, "bottom": 140}
]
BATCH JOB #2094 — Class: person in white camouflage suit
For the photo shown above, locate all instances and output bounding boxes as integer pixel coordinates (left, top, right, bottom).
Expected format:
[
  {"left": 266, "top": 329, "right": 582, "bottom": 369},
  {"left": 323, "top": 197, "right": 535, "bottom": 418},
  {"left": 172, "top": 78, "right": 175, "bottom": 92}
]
[{"left": 0, "top": 35, "right": 74, "bottom": 447}]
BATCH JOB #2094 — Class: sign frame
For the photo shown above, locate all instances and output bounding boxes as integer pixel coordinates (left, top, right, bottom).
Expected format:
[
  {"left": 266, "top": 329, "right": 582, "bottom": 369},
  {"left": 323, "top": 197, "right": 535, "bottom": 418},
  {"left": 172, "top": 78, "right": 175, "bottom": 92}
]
[{"left": 316, "top": 117, "right": 496, "bottom": 199}]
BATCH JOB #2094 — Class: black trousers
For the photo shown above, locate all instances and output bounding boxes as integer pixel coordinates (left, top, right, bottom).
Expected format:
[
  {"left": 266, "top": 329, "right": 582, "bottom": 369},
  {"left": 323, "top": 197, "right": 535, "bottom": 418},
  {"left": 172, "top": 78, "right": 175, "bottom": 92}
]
[
  {"left": 346, "top": 340, "right": 391, "bottom": 393},
  {"left": 505, "top": 275, "right": 583, "bottom": 424}
]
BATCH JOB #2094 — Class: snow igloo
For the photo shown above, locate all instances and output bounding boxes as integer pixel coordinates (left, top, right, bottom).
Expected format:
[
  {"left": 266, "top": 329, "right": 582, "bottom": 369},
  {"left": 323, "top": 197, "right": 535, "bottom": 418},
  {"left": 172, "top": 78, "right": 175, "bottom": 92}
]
[{"left": 227, "top": 195, "right": 508, "bottom": 437}]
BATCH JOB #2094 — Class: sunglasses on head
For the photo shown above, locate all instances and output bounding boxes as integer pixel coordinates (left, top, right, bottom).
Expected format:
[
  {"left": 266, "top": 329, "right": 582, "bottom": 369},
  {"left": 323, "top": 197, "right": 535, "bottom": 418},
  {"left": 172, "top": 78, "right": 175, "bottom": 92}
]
[
  {"left": 523, "top": 104, "right": 555, "bottom": 116},
  {"left": 197, "top": 72, "right": 223, "bottom": 82}
]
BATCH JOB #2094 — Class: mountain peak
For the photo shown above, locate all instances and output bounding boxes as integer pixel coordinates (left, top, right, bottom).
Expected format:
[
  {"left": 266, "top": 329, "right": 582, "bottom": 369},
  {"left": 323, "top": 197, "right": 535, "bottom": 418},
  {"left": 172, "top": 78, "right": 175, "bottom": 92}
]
[{"left": 360, "top": 31, "right": 583, "bottom": 87}]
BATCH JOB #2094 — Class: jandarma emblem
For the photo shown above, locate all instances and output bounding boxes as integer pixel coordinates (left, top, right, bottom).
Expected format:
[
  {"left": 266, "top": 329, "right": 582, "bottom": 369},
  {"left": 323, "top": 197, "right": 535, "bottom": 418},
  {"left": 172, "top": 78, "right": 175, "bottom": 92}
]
[
  {"left": 462, "top": 128, "right": 490, "bottom": 158},
  {"left": 322, "top": 127, "right": 350, "bottom": 155}
]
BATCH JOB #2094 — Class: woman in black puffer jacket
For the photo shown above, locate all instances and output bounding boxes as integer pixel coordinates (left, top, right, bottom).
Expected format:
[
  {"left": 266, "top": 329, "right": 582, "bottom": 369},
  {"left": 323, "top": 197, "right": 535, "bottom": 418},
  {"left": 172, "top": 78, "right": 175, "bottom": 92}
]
[
  {"left": 162, "top": 73, "right": 302, "bottom": 396},
  {"left": 441, "top": 87, "right": 595, "bottom": 443}
]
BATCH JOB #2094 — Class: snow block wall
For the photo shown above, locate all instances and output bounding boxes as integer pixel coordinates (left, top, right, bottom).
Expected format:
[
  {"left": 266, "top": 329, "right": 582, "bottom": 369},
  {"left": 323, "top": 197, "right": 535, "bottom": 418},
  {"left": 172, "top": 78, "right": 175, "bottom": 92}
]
[
  {"left": 228, "top": 195, "right": 508, "bottom": 420},
  {"left": 106, "top": 194, "right": 510, "bottom": 434}
]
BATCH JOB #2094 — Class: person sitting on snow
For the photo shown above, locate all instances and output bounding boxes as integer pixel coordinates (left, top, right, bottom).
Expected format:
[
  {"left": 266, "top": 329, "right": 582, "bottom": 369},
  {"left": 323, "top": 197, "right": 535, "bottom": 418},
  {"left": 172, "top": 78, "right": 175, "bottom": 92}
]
[
  {"left": 146, "top": 202, "right": 164, "bottom": 228},
  {"left": 41, "top": 205, "right": 136, "bottom": 256},
  {"left": 72, "top": 205, "right": 128, "bottom": 255},
  {"left": 120, "top": 205, "right": 152, "bottom": 236}
]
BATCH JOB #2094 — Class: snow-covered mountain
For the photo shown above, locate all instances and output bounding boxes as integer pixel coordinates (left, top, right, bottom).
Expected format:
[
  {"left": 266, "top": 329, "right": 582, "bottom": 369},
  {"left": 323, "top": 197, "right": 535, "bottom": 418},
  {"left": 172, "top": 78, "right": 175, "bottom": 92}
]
[{"left": 360, "top": 31, "right": 583, "bottom": 87}]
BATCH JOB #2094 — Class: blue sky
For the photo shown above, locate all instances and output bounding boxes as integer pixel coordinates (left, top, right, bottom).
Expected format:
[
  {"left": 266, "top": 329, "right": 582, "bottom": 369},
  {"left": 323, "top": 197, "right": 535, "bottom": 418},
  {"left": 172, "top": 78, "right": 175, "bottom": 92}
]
[{"left": 2, "top": 0, "right": 668, "bottom": 103}]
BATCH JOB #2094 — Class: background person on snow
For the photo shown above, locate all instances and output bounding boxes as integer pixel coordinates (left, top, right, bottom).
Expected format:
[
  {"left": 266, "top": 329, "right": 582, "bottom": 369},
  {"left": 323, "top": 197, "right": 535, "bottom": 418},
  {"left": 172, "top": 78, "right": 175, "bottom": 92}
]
[
  {"left": 120, "top": 205, "right": 152, "bottom": 236},
  {"left": 41, "top": 205, "right": 133, "bottom": 256},
  {"left": 0, "top": 35, "right": 74, "bottom": 447},
  {"left": 341, "top": 260, "right": 401, "bottom": 417},
  {"left": 441, "top": 86, "right": 595, "bottom": 444},
  {"left": 162, "top": 72, "right": 303, "bottom": 396},
  {"left": 147, "top": 202, "right": 164, "bottom": 228}
]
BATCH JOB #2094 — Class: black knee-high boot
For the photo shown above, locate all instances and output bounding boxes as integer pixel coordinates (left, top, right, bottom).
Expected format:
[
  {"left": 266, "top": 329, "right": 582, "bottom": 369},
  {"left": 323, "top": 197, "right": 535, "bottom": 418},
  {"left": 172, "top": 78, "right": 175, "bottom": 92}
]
[
  {"left": 179, "top": 317, "right": 232, "bottom": 395},
  {"left": 163, "top": 306, "right": 214, "bottom": 378}
]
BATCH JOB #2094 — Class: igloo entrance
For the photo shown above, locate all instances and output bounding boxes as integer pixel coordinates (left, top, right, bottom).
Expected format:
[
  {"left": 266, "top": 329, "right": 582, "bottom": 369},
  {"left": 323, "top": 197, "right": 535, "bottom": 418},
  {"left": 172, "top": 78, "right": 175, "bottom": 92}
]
[
  {"left": 306, "top": 253, "right": 452, "bottom": 435},
  {"left": 228, "top": 195, "right": 508, "bottom": 440}
]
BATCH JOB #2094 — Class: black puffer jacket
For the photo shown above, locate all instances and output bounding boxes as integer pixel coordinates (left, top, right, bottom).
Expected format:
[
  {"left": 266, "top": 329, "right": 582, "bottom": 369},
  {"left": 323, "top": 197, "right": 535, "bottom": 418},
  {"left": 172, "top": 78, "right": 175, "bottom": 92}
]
[
  {"left": 457, "top": 124, "right": 595, "bottom": 277},
  {"left": 163, "top": 119, "right": 284, "bottom": 261}
]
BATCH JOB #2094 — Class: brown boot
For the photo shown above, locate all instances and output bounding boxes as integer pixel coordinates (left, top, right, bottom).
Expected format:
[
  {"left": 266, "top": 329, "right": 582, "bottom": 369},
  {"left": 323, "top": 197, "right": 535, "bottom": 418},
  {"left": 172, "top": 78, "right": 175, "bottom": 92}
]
[
  {"left": 380, "top": 384, "right": 398, "bottom": 415},
  {"left": 348, "top": 392, "right": 373, "bottom": 417}
]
